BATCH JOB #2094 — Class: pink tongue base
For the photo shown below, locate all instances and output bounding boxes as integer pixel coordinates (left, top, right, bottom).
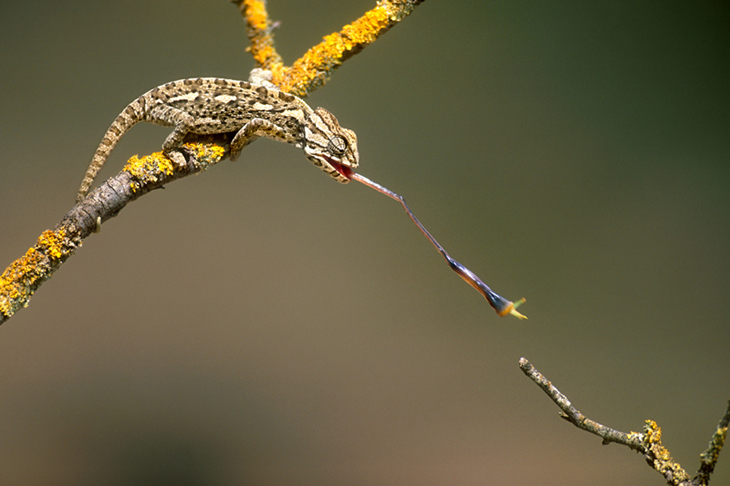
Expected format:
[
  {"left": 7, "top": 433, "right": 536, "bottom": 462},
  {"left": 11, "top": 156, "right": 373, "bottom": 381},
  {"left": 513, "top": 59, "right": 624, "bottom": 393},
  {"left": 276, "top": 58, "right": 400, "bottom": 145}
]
[
  {"left": 339, "top": 165, "right": 354, "bottom": 180},
  {"left": 322, "top": 156, "right": 353, "bottom": 180}
]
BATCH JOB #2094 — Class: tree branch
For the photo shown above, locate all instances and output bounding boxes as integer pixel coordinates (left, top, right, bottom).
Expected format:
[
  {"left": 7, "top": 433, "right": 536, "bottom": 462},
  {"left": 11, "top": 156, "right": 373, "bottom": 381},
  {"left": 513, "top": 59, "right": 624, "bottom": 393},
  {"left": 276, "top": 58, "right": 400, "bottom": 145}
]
[
  {"left": 0, "top": 1, "right": 426, "bottom": 325},
  {"left": 519, "top": 357, "right": 729, "bottom": 486},
  {"left": 232, "top": 0, "right": 284, "bottom": 72},
  {"left": 694, "top": 400, "right": 730, "bottom": 485},
  {"left": 1, "top": 140, "right": 227, "bottom": 325},
  {"left": 231, "top": 0, "right": 426, "bottom": 96}
]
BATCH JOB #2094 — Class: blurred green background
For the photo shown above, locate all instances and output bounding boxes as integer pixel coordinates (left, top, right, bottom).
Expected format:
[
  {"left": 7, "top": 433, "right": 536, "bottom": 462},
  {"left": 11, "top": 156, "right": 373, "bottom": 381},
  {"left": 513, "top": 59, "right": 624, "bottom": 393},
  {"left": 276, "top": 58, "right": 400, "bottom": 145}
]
[{"left": 1, "top": 1, "right": 728, "bottom": 484}]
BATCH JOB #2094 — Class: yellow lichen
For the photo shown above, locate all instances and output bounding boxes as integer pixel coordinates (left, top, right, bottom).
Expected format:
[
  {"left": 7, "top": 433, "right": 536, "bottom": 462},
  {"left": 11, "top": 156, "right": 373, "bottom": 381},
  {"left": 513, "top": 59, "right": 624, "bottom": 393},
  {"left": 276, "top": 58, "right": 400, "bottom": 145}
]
[
  {"left": 244, "top": 0, "right": 268, "bottom": 30},
  {"left": 182, "top": 142, "right": 226, "bottom": 165},
  {"left": 344, "top": 7, "right": 390, "bottom": 45},
  {"left": 124, "top": 152, "right": 176, "bottom": 192},
  {"left": 242, "top": 0, "right": 283, "bottom": 71},
  {"left": 37, "top": 229, "right": 66, "bottom": 260},
  {"left": 156, "top": 154, "right": 174, "bottom": 175},
  {"left": 125, "top": 153, "right": 174, "bottom": 178},
  {"left": 642, "top": 420, "right": 690, "bottom": 482},
  {"left": 279, "top": 3, "right": 399, "bottom": 95},
  {"left": 644, "top": 420, "right": 661, "bottom": 444},
  {"left": 1, "top": 247, "right": 45, "bottom": 316}
]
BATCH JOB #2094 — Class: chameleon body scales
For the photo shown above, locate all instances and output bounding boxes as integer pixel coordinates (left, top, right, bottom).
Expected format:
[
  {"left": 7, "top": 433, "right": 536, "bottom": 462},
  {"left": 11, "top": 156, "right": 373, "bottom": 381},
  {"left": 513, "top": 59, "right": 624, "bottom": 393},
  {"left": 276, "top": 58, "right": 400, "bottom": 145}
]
[{"left": 77, "top": 72, "right": 358, "bottom": 202}]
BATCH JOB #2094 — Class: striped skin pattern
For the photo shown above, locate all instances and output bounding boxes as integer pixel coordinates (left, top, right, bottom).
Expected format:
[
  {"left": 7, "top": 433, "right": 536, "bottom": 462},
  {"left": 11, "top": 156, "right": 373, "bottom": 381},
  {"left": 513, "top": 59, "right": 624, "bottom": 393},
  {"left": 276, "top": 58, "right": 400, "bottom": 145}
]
[{"left": 77, "top": 73, "right": 359, "bottom": 202}]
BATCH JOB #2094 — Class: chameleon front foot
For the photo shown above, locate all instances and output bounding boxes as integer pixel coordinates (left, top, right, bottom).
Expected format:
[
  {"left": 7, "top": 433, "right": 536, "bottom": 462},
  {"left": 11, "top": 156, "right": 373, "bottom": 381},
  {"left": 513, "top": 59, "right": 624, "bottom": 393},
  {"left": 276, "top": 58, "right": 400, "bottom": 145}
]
[{"left": 166, "top": 150, "right": 188, "bottom": 170}]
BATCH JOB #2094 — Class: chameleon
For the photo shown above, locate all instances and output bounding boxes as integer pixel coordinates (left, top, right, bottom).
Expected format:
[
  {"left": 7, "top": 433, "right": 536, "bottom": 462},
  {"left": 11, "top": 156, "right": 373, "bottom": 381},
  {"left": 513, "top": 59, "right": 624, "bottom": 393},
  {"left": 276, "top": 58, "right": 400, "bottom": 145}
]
[
  {"left": 75, "top": 70, "right": 526, "bottom": 319},
  {"left": 76, "top": 69, "right": 359, "bottom": 202}
]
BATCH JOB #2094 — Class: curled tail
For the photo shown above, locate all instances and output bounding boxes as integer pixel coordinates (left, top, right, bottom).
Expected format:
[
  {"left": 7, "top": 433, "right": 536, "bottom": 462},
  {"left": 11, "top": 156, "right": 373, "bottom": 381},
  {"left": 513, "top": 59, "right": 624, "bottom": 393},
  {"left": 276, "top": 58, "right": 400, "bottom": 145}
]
[{"left": 76, "top": 99, "right": 146, "bottom": 202}]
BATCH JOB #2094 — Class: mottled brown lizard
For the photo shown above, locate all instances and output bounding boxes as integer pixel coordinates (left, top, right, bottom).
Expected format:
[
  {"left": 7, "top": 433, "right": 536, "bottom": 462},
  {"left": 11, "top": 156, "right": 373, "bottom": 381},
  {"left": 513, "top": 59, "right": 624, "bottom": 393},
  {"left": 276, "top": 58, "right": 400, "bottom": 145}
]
[
  {"left": 76, "top": 70, "right": 525, "bottom": 318},
  {"left": 77, "top": 69, "right": 358, "bottom": 202}
]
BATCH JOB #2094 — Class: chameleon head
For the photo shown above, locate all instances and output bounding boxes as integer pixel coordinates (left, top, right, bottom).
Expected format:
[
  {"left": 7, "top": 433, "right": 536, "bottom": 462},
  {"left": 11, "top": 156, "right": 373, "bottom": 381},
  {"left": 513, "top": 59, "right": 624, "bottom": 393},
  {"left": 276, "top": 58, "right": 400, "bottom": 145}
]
[{"left": 302, "top": 107, "right": 359, "bottom": 183}]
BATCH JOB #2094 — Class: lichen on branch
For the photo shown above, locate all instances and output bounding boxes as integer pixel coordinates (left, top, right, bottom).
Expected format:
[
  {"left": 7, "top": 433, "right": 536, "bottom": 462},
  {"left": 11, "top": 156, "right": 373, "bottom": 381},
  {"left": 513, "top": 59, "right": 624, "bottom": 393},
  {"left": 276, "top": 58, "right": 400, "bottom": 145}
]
[{"left": 232, "top": 0, "right": 426, "bottom": 96}]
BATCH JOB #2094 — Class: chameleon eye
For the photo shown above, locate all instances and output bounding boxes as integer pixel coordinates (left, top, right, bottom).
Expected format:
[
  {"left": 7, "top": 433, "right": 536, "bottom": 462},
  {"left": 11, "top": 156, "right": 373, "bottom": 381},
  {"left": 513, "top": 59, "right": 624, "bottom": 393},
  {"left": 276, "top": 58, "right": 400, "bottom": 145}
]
[{"left": 327, "top": 135, "right": 348, "bottom": 156}]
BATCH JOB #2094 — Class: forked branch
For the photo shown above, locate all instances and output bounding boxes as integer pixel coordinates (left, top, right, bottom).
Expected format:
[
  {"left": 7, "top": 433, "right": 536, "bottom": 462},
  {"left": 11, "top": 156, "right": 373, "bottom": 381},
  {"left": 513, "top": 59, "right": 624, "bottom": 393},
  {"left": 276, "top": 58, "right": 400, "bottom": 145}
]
[
  {"left": 0, "top": 1, "right": 427, "bottom": 324},
  {"left": 519, "top": 357, "right": 729, "bottom": 486},
  {"left": 232, "top": 0, "right": 426, "bottom": 96}
]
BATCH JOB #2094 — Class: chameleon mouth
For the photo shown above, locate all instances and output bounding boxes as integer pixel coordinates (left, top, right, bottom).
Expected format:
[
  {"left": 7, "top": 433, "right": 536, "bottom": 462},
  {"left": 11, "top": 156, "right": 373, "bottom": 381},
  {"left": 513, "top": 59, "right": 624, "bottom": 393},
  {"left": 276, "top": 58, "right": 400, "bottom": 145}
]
[{"left": 323, "top": 156, "right": 354, "bottom": 180}]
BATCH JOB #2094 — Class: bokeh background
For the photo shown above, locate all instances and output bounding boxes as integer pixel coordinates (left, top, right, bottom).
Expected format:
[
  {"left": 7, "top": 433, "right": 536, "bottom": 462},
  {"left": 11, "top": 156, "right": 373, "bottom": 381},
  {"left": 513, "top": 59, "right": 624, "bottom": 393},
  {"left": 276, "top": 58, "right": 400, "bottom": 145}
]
[{"left": 1, "top": 1, "right": 728, "bottom": 484}]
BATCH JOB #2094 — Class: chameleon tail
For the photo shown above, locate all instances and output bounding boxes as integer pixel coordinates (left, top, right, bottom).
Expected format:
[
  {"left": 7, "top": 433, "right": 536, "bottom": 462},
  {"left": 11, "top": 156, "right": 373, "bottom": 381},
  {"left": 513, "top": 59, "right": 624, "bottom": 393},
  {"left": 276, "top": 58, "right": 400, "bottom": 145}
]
[{"left": 76, "top": 99, "right": 145, "bottom": 202}]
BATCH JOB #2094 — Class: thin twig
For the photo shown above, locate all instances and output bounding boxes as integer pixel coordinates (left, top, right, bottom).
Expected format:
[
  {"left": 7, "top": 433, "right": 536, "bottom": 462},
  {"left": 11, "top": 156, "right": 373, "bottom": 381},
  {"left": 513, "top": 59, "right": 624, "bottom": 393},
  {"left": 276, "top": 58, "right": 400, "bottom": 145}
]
[
  {"left": 518, "top": 357, "right": 643, "bottom": 449},
  {"left": 231, "top": 0, "right": 284, "bottom": 74},
  {"left": 519, "top": 357, "right": 729, "bottom": 486},
  {"left": 693, "top": 400, "right": 730, "bottom": 486}
]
